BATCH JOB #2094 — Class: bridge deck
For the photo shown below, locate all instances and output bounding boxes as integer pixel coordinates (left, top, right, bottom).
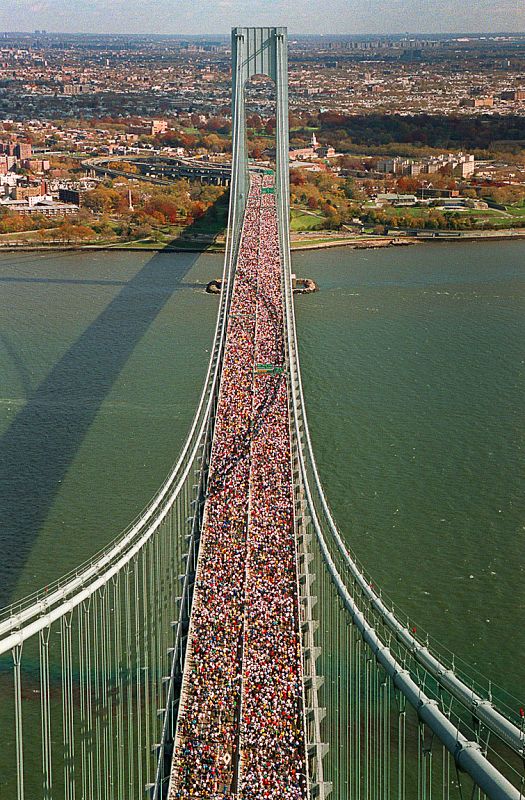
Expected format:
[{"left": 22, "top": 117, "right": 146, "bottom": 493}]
[{"left": 168, "top": 173, "right": 308, "bottom": 799}]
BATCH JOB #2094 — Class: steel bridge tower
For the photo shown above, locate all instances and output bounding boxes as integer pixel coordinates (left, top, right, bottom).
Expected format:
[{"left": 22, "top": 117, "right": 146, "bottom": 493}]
[{"left": 230, "top": 27, "right": 291, "bottom": 272}]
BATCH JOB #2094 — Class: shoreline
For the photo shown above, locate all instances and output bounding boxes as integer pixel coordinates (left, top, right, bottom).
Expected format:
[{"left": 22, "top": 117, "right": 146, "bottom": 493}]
[{"left": 1, "top": 229, "right": 525, "bottom": 255}]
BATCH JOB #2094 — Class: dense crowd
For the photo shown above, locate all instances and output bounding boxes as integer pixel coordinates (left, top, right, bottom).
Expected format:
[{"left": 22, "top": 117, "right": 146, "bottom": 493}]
[{"left": 169, "top": 174, "right": 307, "bottom": 799}]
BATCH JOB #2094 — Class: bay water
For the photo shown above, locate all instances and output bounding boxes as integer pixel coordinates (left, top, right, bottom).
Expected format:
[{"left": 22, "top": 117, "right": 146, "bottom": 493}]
[{"left": 0, "top": 241, "right": 523, "bottom": 701}]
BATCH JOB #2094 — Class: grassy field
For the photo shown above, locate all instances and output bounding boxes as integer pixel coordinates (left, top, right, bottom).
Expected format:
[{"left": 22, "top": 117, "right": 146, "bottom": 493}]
[
  {"left": 290, "top": 208, "right": 327, "bottom": 231},
  {"left": 503, "top": 205, "right": 525, "bottom": 220},
  {"left": 386, "top": 206, "right": 499, "bottom": 218}
]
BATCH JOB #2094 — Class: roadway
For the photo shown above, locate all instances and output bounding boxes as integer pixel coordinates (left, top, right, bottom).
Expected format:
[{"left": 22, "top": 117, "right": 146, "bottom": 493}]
[
  {"left": 168, "top": 172, "right": 308, "bottom": 800},
  {"left": 82, "top": 154, "right": 231, "bottom": 186}
]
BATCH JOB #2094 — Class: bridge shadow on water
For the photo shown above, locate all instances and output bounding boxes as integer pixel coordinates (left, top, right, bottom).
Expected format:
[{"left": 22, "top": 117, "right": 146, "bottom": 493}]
[{"left": 0, "top": 200, "right": 227, "bottom": 608}]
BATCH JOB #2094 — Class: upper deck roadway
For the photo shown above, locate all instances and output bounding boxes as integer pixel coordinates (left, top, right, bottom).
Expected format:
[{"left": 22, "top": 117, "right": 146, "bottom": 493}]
[{"left": 167, "top": 173, "right": 308, "bottom": 799}]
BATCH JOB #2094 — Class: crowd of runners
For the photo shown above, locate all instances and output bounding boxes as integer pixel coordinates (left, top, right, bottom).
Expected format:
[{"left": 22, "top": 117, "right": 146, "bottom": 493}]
[{"left": 169, "top": 174, "right": 308, "bottom": 799}]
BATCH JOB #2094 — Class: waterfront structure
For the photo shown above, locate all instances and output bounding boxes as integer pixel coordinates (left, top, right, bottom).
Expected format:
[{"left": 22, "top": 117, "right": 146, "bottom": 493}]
[{"left": 0, "top": 26, "right": 524, "bottom": 800}]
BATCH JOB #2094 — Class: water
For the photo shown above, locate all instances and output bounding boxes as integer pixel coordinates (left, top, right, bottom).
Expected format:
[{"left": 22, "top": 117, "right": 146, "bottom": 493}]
[
  {"left": 0, "top": 248, "right": 219, "bottom": 604},
  {"left": 293, "top": 240, "right": 524, "bottom": 702},
  {"left": 0, "top": 241, "right": 523, "bottom": 700}
]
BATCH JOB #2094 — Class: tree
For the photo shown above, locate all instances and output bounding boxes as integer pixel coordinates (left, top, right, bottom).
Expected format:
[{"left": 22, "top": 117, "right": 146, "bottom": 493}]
[
  {"left": 55, "top": 222, "right": 93, "bottom": 242},
  {"left": 325, "top": 209, "right": 342, "bottom": 229},
  {"left": 108, "top": 161, "right": 138, "bottom": 174},
  {"left": 37, "top": 228, "right": 56, "bottom": 242},
  {"left": 342, "top": 177, "right": 364, "bottom": 201},
  {"left": 133, "top": 224, "right": 153, "bottom": 240},
  {"left": 396, "top": 176, "right": 422, "bottom": 193},
  {"left": 206, "top": 116, "right": 231, "bottom": 134},
  {"left": 247, "top": 113, "right": 263, "bottom": 132},
  {"left": 83, "top": 185, "right": 120, "bottom": 214},
  {"left": 93, "top": 217, "right": 115, "bottom": 239},
  {"left": 201, "top": 133, "right": 223, "bottom": 153}
]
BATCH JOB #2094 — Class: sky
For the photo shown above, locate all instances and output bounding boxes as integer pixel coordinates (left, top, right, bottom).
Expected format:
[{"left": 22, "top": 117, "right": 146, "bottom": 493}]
[{"left": 0, "top": 0, "right": 524, "bottom": 36}]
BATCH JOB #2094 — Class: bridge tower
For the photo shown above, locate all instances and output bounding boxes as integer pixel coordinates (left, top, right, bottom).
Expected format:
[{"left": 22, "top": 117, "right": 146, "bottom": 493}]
[{"left": 230, "top": 27, "right": 291, "bottom": 269}]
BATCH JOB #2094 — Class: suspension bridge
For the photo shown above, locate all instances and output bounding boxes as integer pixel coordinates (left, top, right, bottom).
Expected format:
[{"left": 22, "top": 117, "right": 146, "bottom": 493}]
[{"left": 0, "top": 26, "right": 524, "bottom": 800}]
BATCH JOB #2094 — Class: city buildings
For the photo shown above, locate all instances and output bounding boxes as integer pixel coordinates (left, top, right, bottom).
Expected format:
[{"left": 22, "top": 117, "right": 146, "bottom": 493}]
[
  {"left": 377, "top": 153, "right": 476, "bottom": 178},
  {"left": 128, "top": 119, "right": 168, "bottom": 136},
  {"left": 460, "top": 96, "right": 494, "bottom": 108},
  {"left": 0, "top": 31, "right": 523, "bottom": 236},
  {"left": 0, "top": 194, "right": 79, "bottom": 215},
  {"left": 1, "top": 32, "right": 525, "bottom": 121}
]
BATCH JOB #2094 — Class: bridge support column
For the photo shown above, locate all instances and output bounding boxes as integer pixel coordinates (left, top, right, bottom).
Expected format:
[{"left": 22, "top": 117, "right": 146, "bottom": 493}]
[{"left": 231, "top": 27, "right": 290, "bottom": 258}]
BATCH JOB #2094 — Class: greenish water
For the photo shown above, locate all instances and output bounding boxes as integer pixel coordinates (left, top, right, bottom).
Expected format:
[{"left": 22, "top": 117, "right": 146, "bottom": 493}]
[
  {"left": 0, "top": 241, "right": 523, "bottom": 701},
  {"left": 294, "top": 240, "right": 524, "bottom": 702},
  {"left": 0, "top": 248, "right": 218, "bottom": 605}
]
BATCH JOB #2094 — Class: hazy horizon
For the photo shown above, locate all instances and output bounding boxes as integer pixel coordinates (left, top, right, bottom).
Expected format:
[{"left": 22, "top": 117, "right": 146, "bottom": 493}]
[
  {"left": 1, "top": 0, "right": 524, "bottom": 37},
  {"left": 3, "top": 29, "right": 525, "bottom": 38}
]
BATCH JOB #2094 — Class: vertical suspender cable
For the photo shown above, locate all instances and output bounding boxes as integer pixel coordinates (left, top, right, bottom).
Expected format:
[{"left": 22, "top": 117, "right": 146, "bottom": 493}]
[
  {"left": 113, "top": 574, "right": 125, "bottom": 800},
  {"left": 337, "top": 598, "right": 342, "bottom": 798},
  {"left": 78, "top": 605, "right": 88, "bottom": 800},
  {"left": 60, "top": 611, "right": 75, "bottom": 800},
  {"left": 355, "top": 636, "right": 362, "bottom": 800},
  {"left": 399, "top": 697, "right": 406, "bottom": 800},
  {"left": 146, "top": 539, "right": 155, "bottom": 781},
  {"left": 159, "top": 518, "right": 167, "bottom": 698},
  {"left": 365, "top": 653, "right": 371, "bottom": 800},
  {"left": 83, "top": 599, "right": 95, "bottom": 800},
  {"left": 92, "top": 591, "right": 102, "bottom": 800},
  {"left": 39, "top": 626, "right": 53, "bottom": 800},
  {"left": 375, "top": 656, "right": 381, "bottom": 800},
  {"left": 143, "top": 542, "right": 151, "bottom": 784},
  {"left": 104, "top": 583, "right": 115, "bottom": 800},
  {"left": 427, "top": 727, "right": 433, "bottom": 800},
  {"left": 347, "top": 617, "right": 353, "bottom": 800},
  {"left": 125, "top": 564, "right": 135, "bottom": 796},
  {"left": 442, "top": 744, "right": 450, "bottom": 800},
  {"left": 154, "top": 524, "right": 163, "bottom": 724},
  {"left": 418, "top": 720, "right": 424, "bottom": 800},
  {"left": 384, "top": 673, "right": 392, "bottom": 800},
  {"left": 148, "top": 535, "right": 157, "bottom": 755},
  {"left": 343, "top": 613, "right": 349, "bottom": 799},
  {"left": 61, "top": 614, "right": 68, "bottom": 799},
  {"left": 135, "top": 555, "right": 144, "bottom": 792},
  {"left": 12, "top": 643, "right": 25, "bottom": 800},
  {"left": 98, "top": 587, "right": 110, "bottom": 800}
]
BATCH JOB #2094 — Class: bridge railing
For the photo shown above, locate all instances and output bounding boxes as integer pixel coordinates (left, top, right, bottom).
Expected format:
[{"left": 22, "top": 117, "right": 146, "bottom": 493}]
[
  {"left": 279, "top": 189, "right": 525, "bottom": 798},
  {"left": 149, "top": 59, "right": 253, "bottom": 799},
  {"left": 0, "top": 389, "right": 210, "bottom": 799},
  {"left": 0, "top": 159, "right": 245, "bottom": 800}
]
